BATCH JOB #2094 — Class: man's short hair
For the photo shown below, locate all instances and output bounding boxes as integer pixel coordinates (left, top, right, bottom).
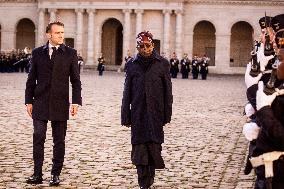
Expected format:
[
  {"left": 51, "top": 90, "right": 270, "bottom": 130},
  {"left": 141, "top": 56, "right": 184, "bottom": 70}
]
[{"left": 46, "top": 21, "right": 64, "bottom": 33}]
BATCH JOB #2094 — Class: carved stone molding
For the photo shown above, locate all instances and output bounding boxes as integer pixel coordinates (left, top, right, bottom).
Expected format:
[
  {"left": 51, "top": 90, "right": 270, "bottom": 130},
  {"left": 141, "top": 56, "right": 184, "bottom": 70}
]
[
  {"left": 0, "top": 0, "right": 37, "bottom": 2},
  {"left": 186, "top": 0, "right": 284, "bottom": 6}
]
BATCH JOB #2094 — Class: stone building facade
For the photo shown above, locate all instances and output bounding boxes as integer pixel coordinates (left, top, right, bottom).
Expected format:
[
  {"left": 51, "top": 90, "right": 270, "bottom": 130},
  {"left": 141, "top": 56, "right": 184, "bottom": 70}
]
[{"left": 0, "top": 0, "right": 283, "bottom": 73}]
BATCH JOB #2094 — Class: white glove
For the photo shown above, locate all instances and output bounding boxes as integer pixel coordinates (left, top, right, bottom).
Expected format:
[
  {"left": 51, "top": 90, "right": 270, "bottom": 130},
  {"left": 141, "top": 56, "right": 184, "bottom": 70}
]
[
  {"left": 276, "top": 88, "right": 284, "bottom": 96},
  {"left": 242, "top": 122, "right": 260, "bottom": 141},
  {"left": 244, "top": 103, "right": 255, "bottom": 118},
  {"left": 256, "top": 81, "right": 278, "bottom": 110},
  {"left": 257, "top": 43, "right": 274, "bottom": 72},
  {"left": 245, "top": 62, "right": 262, "bottom": 88}
]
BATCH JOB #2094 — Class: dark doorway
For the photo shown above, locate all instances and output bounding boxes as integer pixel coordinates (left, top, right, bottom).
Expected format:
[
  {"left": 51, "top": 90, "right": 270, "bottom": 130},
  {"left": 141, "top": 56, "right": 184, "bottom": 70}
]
[
  {"left": 16, "top": 18, "right": 35, "bottom": 50},
  {"left": 65, "top": 38, "right": 74, "bottom": 48},
  {"left": 102, "top": 18, "right": 123, "bottom": 65},
  {"left": 0, "top": 25, "right": 1, "bottom": 51},
  {"left": 153, "top": 39, "right": 160, "bottom": 54},
  {"left": 193, "top": 21, "right": 216, "bottom": 66},
  {"left": 230, "top": 21, "right": 253, "bottom": 67}
]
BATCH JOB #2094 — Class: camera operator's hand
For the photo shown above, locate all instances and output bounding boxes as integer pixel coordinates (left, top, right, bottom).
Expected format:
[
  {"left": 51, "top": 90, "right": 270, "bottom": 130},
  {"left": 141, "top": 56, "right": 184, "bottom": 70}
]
[
  {"left": 257, "top": 44, "right": 275, "bottom": 72},
  {"left": 256, "top": 81, "right": 278, "bottom": 110},
  {"left": 245, "top": 62, "right": 262, "bottom": 88}
]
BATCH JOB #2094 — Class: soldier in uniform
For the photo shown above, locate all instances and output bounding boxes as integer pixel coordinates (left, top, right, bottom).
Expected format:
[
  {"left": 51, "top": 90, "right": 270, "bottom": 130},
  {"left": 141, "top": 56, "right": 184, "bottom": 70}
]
[
  {"left": 169, "top": 52, "right": 179, "bottom": 78},
  {"left": 121, "top": 31, "right": 172, "bottom": 189},
  {"left": 243, "top": 15, "right": 275, "bottom": 176},
  {"left": 77, "top": 53, "right": 84, "bottom": 74},
  {"left": 97, "top": 53, "right": 105, "bottom": 76},
  {"left": 244, "top": 14, "right": 284, "bottom": 188},
  {"left": 191, "top": 55, "right": 199, "bottom": 79},
  {"left": 124, "top": 50, "right": 132, "bottom": 72},
  {"left": 180, "top": 53, "right": 190, "bottom": 79},
  {"left": 200, "top": 54, "right": 209, "bottom": 80}
]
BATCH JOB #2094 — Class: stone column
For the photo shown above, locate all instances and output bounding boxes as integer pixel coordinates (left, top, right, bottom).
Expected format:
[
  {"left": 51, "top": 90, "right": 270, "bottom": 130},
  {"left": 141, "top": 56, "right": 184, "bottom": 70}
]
[
  {"left": 120, "top": 9, "right": 131, "bottom": 71},
  {"left": 1, "top": 28, "right": 16, "bottom": 51},
  {"left": 37, "top": 8, "right": 45, "bottom": 47},
  {"left": 163, "top": 9, "right": 171, "bottom": 58},
  {"left": 48, "top": 8, "right": 57, "bottom": 22},
  {"left": 135, "top": 9, "right": 144, "bottom": 35},
  {"left": 215, "top": 32, "right": 231, "bottom": 73},
  {"left": 86, "top": 9, "right": 95, "bottom": 65},
  {"left": 94, "top": 27, "right": 101, "bottom": 66},
  {"left": 75, "top": 8, "right": 84, "bottom": 55},
  {"left": 175, "top": 9, "right": 183, "bottom": 59},
  {"left": 187, "top": 32, "right": 194, "bottom": 60}
]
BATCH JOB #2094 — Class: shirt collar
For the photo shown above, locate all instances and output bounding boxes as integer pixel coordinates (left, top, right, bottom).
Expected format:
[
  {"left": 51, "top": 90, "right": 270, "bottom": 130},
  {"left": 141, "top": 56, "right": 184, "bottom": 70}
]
[{"left": 48, "top": 43, "right": 60, "bottom": 50}]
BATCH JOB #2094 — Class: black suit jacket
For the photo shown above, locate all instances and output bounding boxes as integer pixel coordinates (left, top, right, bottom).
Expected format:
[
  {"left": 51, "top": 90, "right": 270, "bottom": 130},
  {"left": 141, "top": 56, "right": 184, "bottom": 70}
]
[{"left": 25, "top": 43, "right": 82, "bottom": 121}]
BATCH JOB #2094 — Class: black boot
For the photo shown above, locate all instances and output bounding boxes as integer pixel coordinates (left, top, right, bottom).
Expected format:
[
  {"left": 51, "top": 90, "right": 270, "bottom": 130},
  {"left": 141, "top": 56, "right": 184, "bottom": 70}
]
[
  {"left": 49, "top": 175, "right": 60, "bottom": 186},
  {"left": 26, "top": 174, "right": 43, "bottom": 184}
]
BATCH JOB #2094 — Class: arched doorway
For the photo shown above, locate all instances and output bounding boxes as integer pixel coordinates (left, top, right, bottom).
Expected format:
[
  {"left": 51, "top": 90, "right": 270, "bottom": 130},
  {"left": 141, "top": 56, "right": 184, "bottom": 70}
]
[
  {"left": 230, "top": 21, "right": 253, "bottom": 67},
  {"left": 0, "top": 24, "right": 1, "bottom": 51},
  {"left": 193, "top": 21, "right": 216, "bottom": 66},
  {"left": 101, "top": 18, "right": 123, "bottom": 65},
  {"left": 16, "top": 18, "right": 35, "bottom": 50}
]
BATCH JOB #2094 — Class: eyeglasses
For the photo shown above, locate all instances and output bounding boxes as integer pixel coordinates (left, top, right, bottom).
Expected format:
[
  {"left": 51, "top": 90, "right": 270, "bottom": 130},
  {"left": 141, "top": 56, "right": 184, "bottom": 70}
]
[{"left": 138, "top": 43, "right": 152, "bottom": 48}]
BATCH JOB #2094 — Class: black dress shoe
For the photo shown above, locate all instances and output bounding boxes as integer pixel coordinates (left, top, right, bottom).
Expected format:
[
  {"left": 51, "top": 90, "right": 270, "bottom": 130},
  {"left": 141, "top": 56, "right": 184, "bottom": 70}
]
[
  {"left": 49, "top": 175, "right": 60, "bottom": 186},
  {"left": 26, "top": 175, "right": 43, "bottom": 184}
]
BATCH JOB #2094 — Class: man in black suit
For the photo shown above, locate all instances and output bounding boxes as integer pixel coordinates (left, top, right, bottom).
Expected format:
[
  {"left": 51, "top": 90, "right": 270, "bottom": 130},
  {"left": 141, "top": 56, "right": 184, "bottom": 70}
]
[{"left": 25, "top": 21, "right": 82, "bottom": 186}]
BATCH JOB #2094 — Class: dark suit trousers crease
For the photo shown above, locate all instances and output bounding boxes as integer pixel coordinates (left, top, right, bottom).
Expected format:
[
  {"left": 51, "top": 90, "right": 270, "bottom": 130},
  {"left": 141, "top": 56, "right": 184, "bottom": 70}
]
[{"left": 33, "top": 119, "right": 67, "bottom": 176}]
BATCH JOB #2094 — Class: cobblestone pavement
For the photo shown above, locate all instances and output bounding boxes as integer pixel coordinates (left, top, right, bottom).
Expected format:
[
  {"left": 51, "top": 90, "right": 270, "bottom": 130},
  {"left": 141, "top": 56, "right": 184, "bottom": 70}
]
[{"left": 0, "top": 71, "right": 255, "bottom": 189}]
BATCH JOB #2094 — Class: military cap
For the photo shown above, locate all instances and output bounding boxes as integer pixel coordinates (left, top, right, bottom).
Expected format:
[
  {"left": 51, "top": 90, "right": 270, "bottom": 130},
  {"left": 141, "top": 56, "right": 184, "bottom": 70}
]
[
  {"left": 271, "top": 14, "right": 284, "bottom": 33},
  {"left": 259, "top": 16, "right": 272, "bottom": 29},
  {"left": 275, "top": 31, "right": 284, "bottom": 49}
]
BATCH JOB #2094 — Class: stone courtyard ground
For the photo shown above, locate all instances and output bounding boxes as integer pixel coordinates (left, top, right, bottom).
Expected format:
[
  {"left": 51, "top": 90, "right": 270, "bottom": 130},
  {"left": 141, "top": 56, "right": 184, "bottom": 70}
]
[{"left": 0, "top": 71, "right": 255, "bottom": 188}]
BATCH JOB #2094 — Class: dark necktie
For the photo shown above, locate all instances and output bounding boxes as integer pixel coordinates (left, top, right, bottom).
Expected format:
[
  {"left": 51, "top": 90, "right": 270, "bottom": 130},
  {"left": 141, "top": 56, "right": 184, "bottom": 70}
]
[{"left": 51, "top": 47, "right": 57, "bottom": 60}]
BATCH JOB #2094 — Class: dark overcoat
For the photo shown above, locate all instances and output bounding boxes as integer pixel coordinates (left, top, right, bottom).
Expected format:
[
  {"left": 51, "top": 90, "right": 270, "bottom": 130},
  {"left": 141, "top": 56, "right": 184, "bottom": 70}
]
[
  {"left": 25, "top": 43, "right": 82, "bottom": 121},
  {"left": 121, "top": 52, "right": 173, "bottom": 144}
]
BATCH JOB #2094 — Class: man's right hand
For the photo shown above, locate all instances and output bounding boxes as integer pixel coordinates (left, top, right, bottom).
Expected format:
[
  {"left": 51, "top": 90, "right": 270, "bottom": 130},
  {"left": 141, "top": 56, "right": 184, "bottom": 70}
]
[{"left": 26, "top": 104, "right": 33, "bottom": 118}]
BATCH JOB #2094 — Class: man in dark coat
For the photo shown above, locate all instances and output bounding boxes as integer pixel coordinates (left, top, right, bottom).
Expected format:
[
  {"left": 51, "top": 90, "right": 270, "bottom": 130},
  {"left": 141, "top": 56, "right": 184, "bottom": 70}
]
[
  {"left": 25, "top": 21, "right": 82, "bottom": 186},
  {"left": 121, "top": 31, "right": 173, "bottom": 189},
  {"left": 180, "top": 53, "right": 190, "bottom": 79}
]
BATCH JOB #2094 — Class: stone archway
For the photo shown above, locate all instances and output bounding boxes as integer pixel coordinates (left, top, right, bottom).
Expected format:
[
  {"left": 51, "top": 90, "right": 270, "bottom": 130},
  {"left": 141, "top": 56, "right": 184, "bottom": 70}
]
[
  {"left": 0, "top": 24, "right": 1, "bottom": 51},
  {"left": 16, "top": 18, "right": 35, "bottom": 50},
  {"left": 193, "top": 21, "right": 216, "bottom": 66},
  {"left": 101, "top": 18, "right": 123, "bottom": 65},
  {"left": 230, "top": 21, "right": 253, "bottom": 67}
]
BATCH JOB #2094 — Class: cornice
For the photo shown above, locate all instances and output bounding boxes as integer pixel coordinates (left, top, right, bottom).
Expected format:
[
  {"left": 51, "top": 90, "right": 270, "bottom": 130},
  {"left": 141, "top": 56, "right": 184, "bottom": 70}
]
[
  {"left": 185, "top": 0, "right": 284, "bottom": 6},
  {"left": 0, "top": 0, "right": 37, "bottom": 2}
]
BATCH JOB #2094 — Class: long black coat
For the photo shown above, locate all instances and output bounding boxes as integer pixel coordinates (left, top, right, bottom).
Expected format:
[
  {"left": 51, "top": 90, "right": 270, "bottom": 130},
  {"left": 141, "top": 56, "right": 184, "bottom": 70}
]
[
  {"left": 121, "top": 52, "right": 173, "bottom": 144},
  {"left": 25, "top": 43, "right": 82, "bottom": 121}
]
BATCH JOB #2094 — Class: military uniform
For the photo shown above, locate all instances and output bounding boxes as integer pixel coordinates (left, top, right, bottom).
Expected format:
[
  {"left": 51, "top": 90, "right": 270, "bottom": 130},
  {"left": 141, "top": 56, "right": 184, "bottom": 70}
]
[
  {"left": 170, "top": 57, "right": 179, "bottom": 78},
  {"left": 200, "top": 56, "right": 209, "bottom": 80},
  {"left": 180, "top": 56, "right": 190, "bottom": 79},
  {"left": 191, "top": 57, "right": 199, "bottom": 79},
  {"left": 97, "top": 56, "right": 105, "bottom": 76},
  {"left": 245, "top": 14, "right": 284, "bottom": 189}
]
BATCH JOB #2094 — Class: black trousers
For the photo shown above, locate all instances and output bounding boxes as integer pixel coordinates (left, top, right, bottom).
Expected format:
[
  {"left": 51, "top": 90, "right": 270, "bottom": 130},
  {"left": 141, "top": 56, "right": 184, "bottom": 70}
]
[
  {"left": 132, "top": 143, "right": 164, "bottom": 188},
  {"left": 137, "top": 165, "right": 155, "bottom": 188},
  {"left": 33, "top": 119, "right": 67, "bottom": 176}
]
